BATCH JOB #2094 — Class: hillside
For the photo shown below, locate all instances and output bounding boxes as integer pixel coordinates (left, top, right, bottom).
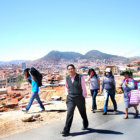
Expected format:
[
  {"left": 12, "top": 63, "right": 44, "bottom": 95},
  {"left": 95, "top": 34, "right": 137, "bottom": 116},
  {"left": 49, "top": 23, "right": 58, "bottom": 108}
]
[{"left": 40, "top": 50, "right": 129, "bottom": 63}]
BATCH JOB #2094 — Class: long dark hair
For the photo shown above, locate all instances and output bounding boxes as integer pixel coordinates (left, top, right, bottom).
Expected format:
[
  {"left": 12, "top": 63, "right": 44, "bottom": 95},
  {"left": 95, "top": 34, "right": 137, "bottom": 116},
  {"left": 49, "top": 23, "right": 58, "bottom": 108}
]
[
  {"left": 88, "top": 68, "right": 97, "bottom": 78},
  {"left": 24, "top": 68, "right": 30, "bottom": 77},
  {"left": 24, "top": 68, "right": 31, "bottom": 84}
]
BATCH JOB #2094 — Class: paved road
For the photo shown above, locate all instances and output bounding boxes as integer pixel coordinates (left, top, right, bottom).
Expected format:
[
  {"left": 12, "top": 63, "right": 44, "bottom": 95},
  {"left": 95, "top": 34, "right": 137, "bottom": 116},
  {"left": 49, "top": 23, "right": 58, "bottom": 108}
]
[{"left": 1, "top": 103, "right": 140, "bottom": 140}]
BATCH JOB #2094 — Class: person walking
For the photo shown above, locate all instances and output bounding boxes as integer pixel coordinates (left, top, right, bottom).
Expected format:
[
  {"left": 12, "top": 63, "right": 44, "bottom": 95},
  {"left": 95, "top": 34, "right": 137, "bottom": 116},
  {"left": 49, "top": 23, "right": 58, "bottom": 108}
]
[
  {"left": 22, "top": 68, "right": 45, "bottom": 112},
  {"left": 101, "top": 68, "right": 117, "bottom": 115},
  {"left": 88, "top": 68, "right": 100, "bottom": 113},
  {"left": 120, "top": 70, "right": 139, "bottom": 119},
  {"left": 61, "top": 64, "right": 88, "bottom": 136}
]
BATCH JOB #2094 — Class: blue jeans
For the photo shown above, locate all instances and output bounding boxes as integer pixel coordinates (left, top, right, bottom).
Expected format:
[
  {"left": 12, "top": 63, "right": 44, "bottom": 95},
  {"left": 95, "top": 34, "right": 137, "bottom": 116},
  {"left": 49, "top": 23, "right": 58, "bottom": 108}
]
[
  {"left": 26, "top": 91, "right": 45, "bottom": 110},
  {"left": 104, "top": 89, "right": 117, "bottom": 112},
  {"left": 90, "top": 89, "right": 98, "bottom": 110}
]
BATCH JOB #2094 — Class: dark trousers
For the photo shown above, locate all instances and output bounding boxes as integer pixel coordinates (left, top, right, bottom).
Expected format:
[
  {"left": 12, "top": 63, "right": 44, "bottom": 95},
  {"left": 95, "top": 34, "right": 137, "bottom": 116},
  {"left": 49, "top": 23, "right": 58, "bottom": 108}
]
[
  {"left": 63, "top": 95, "right": 88, "bottom": 133},
  {"left": 90, "top": 89, "right": 98, "bottom": 110}
]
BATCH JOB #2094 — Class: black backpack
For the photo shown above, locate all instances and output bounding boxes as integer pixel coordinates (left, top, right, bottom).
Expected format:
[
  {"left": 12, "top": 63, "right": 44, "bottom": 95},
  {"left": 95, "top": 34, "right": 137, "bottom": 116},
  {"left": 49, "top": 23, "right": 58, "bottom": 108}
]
[{"left": 29, "top": 67, "right": 43, "bottom": 87}]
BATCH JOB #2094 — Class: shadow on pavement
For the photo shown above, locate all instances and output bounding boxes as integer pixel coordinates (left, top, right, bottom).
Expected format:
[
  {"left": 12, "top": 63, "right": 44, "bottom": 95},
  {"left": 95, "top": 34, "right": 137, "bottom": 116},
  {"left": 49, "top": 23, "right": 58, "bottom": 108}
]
[
  {"left": 70, "top": 128, "right": 123, "bottom": 137},
  {"left": 96, "top": 109, "right": 125, "bottom": 115},
  {"left": 110, "top": 110, "right": 125, "bottom": 115},
  {"left": 46, "top": 109, "right": 67, "bottom": 113},
  {"left": 26, "top": 109, "right": 67, "bottom": 114}
]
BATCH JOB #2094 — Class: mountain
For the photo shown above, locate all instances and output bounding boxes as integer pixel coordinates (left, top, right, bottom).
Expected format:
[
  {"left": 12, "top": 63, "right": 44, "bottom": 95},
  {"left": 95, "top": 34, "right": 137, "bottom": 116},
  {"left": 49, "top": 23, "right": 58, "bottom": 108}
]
[
  {"left": 40, "top": 50, "right": 129, "bottom": 63},
  {"left": 84, "top": 50, "right": 118, "bottom": 59},
  {"left": 84, "top": 50, "right": 129, "bottom": 63},
  {"left": 0, "top": 60, "right": 28, "bottom": 65},
  {"left": 134, "top": 56, "right": 140, "bottom": 58},
  {"left": 41, "top": 51, "right": 83, "bottom": 61},
  {"left": 129, "top": 56, "right": 140, "bottom": 62}
]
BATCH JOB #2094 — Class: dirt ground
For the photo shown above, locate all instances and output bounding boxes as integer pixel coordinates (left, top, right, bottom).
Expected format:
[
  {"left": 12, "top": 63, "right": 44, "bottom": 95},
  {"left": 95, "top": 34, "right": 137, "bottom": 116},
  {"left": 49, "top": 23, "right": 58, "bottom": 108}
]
[{"left": 0, "top": 93, "right": 124, "bottom": 138}]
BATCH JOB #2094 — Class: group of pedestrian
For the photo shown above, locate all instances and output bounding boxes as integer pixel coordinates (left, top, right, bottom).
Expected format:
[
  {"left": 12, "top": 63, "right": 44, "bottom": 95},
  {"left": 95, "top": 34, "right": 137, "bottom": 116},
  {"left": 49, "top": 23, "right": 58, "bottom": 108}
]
[
  {"left": 88, "top": 67, "right": 117, "bottom": 115},
  {"left": 61, "top": 64, "right": 139, "bottom": 136},
  {"left": 22, "top": 64, "right": 139, "bottom": 137},
  {"left": 88, "top": 68, "right": 139, "bottom": 119},
  {"left": 61, "top": 64, "right": 118, "bottom": 136}
]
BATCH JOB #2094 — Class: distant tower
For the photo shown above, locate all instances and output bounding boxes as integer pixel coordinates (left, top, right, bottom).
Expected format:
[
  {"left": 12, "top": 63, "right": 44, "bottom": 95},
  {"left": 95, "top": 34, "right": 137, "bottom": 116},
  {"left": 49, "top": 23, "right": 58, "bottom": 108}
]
[{"left": 22, "top": 63, "right": 26, "bottom": 70}]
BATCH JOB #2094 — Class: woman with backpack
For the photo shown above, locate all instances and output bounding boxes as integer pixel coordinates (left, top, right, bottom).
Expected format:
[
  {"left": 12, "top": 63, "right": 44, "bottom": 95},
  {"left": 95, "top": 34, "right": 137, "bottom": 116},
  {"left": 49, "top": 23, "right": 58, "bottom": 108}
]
[
  {"left": 101, "top": 68, "right": 117, "bottom": 115},
  {"left": 22, "top": 68, "right": 45, "bottom": 112},
  {"left": 88, "top": 68, "right": 100, "bottom": 113},
  {"left": 120, "top": 70, "right": 139, "bottom": 119}
]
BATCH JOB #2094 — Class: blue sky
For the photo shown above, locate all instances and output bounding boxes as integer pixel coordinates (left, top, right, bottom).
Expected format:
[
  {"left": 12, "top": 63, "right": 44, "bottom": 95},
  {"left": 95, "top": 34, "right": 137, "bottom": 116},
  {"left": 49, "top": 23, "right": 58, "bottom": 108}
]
[{"left": 0, "top": 0, "right": 140, "bottom": 61}]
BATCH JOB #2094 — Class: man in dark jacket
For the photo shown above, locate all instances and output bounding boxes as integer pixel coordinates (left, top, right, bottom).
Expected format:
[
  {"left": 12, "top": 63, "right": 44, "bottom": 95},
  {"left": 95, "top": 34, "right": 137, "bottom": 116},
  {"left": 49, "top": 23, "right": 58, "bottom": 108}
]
[{"left": 61, "top": 64, "right": 88, "bottom": 136}]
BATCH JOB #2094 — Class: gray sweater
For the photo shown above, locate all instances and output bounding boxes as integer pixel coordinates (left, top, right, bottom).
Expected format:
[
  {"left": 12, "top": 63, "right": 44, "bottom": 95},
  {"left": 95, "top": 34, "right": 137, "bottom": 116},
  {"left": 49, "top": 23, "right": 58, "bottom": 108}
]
[{"left": 102, "top": 76, "right": 116, "bottom": 91}]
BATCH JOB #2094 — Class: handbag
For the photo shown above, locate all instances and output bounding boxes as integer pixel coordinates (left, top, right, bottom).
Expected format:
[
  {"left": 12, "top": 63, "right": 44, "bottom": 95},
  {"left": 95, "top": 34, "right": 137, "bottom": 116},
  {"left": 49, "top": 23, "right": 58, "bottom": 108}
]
[{"left": 128, "top": 90, "right": 140, "bottom": 105}]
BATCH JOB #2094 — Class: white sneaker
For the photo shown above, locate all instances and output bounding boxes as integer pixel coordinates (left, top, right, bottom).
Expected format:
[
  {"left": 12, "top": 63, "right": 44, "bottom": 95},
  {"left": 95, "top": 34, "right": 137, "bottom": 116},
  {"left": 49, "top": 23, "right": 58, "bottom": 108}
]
[
  {"left": 39, "top": 109, "right": 45, "bottom": 112},
  {"left": 22, "top": 108, "right": 28, "bottom": 112}
]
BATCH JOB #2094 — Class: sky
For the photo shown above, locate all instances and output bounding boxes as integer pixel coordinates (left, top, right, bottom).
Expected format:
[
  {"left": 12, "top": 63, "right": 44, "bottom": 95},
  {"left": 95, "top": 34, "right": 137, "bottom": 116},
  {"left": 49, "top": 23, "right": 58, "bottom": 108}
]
[{"left": 0, "top": 0, "right": 140, "bottom": 61}]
